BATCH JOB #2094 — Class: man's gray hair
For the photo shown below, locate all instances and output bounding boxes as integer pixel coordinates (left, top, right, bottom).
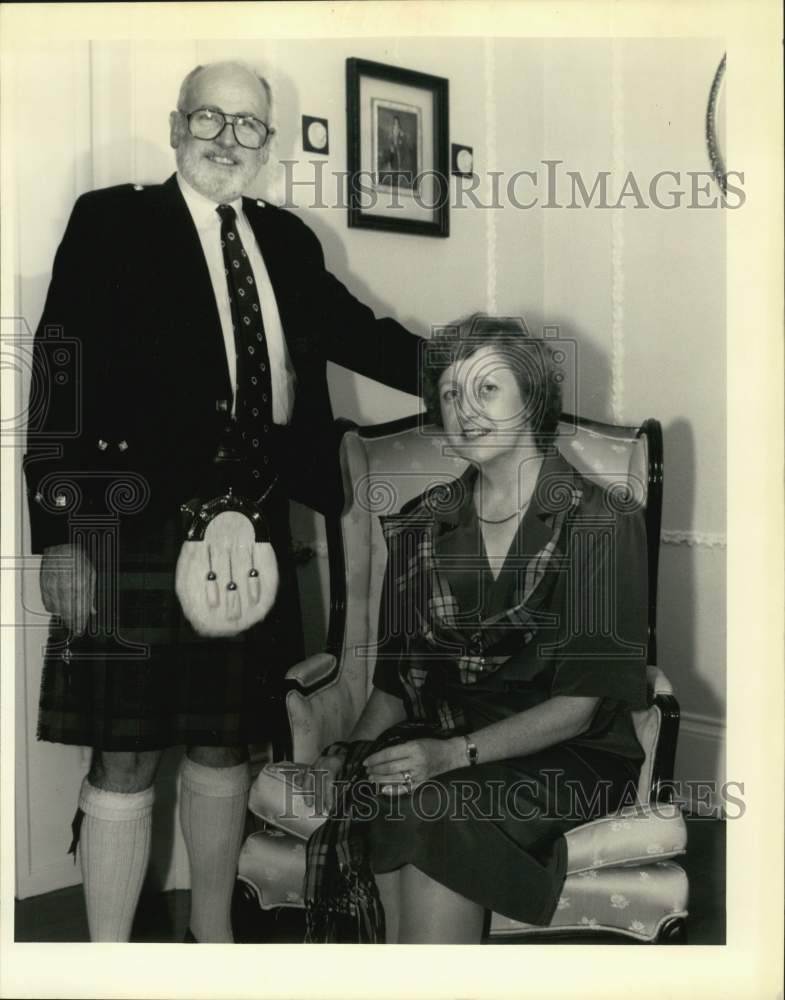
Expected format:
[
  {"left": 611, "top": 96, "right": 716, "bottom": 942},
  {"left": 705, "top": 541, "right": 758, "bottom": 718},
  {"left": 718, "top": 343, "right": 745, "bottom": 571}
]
[{"left": 176, "top": 61, "right": 273, "bottom": 119}]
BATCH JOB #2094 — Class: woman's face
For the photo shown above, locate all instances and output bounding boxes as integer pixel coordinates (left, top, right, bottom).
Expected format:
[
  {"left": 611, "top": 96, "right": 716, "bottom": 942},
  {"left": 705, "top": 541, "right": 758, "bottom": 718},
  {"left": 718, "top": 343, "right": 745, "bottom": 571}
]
[{"left": 439, "top": 346, "right": 532, "bottom": 464}]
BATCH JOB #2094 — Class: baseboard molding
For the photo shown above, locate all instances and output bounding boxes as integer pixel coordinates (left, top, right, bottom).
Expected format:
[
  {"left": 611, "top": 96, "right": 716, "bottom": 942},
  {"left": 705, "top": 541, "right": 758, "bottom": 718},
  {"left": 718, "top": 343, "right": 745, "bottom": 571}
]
[
  {"left": 675, "top": 711, "right": 727, "bottom": 817},
  {"left": 681, "top": 710, "right": 725, "bottom": 740}
]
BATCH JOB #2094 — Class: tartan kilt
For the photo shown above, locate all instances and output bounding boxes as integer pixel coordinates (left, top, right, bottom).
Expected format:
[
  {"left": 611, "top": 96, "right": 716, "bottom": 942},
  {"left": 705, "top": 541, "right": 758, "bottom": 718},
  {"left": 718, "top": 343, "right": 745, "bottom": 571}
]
[{"left": 37, "top": 491, "right": 303, "bottom": 751}]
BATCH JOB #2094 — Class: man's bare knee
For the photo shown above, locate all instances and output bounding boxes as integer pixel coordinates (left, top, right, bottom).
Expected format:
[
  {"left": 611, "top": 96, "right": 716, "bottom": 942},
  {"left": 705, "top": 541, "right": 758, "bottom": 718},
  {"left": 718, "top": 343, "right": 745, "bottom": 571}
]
[
  {"left": 186, "top": 745, "right": 248, "bottom": 768},
  {"left": 89, "top": 750, "right": 161, "bottom": 792}
]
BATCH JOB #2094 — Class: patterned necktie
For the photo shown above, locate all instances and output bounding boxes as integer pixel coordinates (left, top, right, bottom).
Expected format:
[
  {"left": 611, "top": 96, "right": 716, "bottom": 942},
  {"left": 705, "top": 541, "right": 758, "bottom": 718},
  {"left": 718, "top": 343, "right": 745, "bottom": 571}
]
[{"left": 216, "top": 203, "right": 274, "bottom": 487}]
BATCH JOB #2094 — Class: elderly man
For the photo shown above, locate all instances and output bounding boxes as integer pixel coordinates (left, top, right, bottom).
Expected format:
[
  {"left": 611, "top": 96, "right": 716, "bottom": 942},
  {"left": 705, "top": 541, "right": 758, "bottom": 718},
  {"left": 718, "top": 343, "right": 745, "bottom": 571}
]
[{"left": 25, "top": 60, "right": 422, "bottom": 942}]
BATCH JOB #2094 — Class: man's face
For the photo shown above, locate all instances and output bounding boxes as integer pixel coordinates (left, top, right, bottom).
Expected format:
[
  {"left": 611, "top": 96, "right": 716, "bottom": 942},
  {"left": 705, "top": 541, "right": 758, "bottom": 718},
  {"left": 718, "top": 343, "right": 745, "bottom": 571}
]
[{"left": 170, "top": 64, "right": 271, "bottom": 203}]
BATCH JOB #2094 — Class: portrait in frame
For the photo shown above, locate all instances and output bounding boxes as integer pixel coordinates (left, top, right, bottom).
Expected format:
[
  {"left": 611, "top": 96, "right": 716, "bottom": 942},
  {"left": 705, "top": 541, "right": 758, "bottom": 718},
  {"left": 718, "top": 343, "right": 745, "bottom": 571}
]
[{"left": 347, "top": 57, "right": 449, "bottom": 237}]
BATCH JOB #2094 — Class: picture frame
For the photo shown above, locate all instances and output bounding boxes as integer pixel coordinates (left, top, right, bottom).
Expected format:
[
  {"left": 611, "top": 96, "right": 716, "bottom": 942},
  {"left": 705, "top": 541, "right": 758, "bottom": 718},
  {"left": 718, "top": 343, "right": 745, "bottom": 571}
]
[{"left": 346, "top": 58, "right": 449, "bottom": 237}]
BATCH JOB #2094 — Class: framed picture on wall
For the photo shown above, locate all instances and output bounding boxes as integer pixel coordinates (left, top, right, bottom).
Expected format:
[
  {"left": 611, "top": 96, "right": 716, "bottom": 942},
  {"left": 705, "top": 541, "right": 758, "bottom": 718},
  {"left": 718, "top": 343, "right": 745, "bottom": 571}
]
[{"left": 346, "top": 58, "right": 449, "bottom": 237}]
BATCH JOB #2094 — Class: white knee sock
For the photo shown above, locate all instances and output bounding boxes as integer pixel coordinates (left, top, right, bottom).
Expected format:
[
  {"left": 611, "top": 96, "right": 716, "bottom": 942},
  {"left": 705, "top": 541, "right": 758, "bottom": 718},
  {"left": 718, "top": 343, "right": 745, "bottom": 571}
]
[
  {"left": 77, "top": 778, "right": 154, "bottom": 942},
  {"left": 179, "top": 758, "right": 251, "bottom": 943}
]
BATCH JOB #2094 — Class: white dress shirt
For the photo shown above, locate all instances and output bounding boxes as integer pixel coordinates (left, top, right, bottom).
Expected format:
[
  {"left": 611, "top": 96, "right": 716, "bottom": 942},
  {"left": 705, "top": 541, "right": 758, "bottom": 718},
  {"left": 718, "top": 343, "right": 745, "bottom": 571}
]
[{"left": 176, "top": 173, "right": 295, "bottom": 424}]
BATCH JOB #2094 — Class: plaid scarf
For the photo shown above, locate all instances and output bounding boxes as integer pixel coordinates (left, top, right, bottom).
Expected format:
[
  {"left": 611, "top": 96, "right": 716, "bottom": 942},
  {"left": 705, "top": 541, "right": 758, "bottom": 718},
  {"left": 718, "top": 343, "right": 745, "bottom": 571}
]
[
  {"left": 303, "top": 736, "right": 388, "bottom": 943},
  {"left": 303, "top": 725, "right": 444, "bottom": 943}
]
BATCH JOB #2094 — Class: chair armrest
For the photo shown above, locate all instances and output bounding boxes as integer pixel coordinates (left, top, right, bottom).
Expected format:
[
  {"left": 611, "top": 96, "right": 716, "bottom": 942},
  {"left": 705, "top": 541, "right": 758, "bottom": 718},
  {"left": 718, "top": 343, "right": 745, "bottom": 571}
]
[
  {"left": 632, "top": 666, "right": 680, "bottom": 804},
  {"left": 650, "top": 692, "right": 680, "bottom": 803},
  {"left": 283, "top": 656, "right": 358, "bottom": 763},
  {"left": 646, "top": 665, "right": 673, "bottom": 696},
  {"left": 643, "top": 666, "right": 679, "bottom": 803},
  {"left": 285, "top": 652, "right": 337, "bottom": 690}
]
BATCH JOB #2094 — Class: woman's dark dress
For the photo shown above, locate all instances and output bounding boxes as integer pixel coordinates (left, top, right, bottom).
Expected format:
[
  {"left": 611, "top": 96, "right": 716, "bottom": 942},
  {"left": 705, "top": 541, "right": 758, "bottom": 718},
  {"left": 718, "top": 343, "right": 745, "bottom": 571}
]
[{"left": 367, "top": 452, "right": 649, "bottom": 925}]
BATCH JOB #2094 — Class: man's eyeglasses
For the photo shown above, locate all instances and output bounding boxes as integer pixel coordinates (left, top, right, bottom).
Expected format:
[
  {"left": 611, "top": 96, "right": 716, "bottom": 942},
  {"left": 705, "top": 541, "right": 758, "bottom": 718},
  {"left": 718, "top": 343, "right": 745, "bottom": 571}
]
[{"left": 182, "top": 108, "right": 274, "bottom": 150}]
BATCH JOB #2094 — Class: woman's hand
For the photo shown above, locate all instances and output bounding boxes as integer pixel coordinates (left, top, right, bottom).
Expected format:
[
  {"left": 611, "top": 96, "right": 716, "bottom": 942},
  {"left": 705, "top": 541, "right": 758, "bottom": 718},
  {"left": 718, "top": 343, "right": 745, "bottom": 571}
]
[{"left": 363, "top": 738, "right": 465, "bottom": 795}]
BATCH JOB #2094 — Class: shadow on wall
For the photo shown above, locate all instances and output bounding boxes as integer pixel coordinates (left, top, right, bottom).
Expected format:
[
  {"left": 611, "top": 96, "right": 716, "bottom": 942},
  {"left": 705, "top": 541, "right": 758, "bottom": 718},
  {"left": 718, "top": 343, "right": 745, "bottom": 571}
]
[
  {"left": 260, "top": 62, "right": 302, "bottom": 189},
  {"left": 660, "top": 417, "right": 725, "bottom": 725},
  {"left": 146, "top": 749, "right": 181, "bottom": 892},
  {"left": 297, "top": 205, "right": 429, "bottom": 337},
  {"left": 530, "top": 311, "right": 614, "bottom": 424}
]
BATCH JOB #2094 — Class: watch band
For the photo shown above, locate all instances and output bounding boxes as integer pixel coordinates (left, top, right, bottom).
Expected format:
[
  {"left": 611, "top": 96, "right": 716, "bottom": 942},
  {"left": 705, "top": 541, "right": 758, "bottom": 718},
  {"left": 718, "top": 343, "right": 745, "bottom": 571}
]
[{"left": 463, "top": 735, "right": 479, "bottom": 766}]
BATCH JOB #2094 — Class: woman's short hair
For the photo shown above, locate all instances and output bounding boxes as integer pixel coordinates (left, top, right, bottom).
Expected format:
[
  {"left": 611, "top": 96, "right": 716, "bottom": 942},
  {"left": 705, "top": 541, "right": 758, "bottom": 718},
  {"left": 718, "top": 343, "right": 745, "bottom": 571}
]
[{"left": 421, "top": 313, "right": 563, "bottom": 453}]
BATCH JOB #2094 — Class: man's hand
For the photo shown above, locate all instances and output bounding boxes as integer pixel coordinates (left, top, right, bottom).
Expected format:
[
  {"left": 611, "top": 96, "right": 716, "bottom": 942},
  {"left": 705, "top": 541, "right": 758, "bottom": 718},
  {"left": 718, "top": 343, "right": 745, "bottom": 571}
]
[
  {"left": 364, "top": 738, "right": 465, "bottom": 795},
  {"left": 40, "top": 543, "right": 96, "bottom": 635}
]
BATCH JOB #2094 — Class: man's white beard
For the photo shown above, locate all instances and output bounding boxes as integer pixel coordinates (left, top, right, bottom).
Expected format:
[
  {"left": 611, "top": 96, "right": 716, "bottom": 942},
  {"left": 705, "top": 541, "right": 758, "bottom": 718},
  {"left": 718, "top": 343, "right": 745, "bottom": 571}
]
[{"left": 177, "top": 145, "right": 259, "bottom": 204}]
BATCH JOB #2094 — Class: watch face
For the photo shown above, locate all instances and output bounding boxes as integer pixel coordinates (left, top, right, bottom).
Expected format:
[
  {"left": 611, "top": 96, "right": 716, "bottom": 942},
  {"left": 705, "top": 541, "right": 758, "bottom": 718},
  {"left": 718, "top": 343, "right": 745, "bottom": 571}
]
[
  {"left": 307, "top": 120, "right": 328, "bottom": 151},
  {"left": 456, "top": 148, "right": 473, "bottom": 174}
]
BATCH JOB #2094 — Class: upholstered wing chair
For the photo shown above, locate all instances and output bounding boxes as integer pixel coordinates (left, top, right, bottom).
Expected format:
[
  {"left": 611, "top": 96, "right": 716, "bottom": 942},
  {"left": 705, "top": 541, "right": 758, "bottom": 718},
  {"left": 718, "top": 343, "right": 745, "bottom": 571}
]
[{"left": 237, "top": 414, "right": 689, "bottom": 943}]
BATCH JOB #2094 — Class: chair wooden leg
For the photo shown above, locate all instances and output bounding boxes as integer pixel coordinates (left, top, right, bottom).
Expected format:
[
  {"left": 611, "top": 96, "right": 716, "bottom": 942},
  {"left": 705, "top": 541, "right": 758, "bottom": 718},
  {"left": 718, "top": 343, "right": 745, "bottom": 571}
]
[
  {"left": 232, "top": 879, "right": 266, "bottom": 942},
  {"left": 231, "top": 879, "right": 307, "bottom": 944},
  {"left": 657, "top": 916, "right": 688, "bottom": 944}
]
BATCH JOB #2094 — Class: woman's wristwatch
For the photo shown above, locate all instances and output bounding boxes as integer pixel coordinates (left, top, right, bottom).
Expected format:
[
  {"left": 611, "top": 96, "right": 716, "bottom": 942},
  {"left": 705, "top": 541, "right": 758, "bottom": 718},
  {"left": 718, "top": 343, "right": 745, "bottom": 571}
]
[{"left": 463, "top": 735, "right": 479, "bottom": 766}]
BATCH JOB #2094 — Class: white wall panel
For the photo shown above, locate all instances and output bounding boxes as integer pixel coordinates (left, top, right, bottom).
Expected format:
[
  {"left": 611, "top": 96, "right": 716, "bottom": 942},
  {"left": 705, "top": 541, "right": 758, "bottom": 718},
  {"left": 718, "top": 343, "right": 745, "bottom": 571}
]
[
  {"left": 538, "top": 38, "right": 727, "bottom": 784},
  {"left": 15, "top": 40, "right": 93, "bottom": 900}
]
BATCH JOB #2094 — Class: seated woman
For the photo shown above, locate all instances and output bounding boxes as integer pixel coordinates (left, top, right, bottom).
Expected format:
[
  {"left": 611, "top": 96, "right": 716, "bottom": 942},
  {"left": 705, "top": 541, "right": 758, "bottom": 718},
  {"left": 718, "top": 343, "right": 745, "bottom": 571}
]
[{"left": 305, "top": 314, "right": 648, "bottom": 944}]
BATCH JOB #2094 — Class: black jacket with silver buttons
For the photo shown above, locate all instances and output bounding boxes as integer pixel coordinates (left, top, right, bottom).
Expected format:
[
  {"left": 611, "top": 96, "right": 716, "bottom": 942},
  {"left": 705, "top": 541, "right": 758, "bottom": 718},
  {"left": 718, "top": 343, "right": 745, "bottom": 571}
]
[{"left": 24, "top": 174, "right": 422, "bottom": 552}]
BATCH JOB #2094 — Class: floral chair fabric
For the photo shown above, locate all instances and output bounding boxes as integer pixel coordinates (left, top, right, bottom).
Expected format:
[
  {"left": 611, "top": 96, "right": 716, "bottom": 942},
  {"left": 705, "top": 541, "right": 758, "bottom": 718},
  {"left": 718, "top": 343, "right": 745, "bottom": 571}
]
[
  {"left": 239, "top": 825, "right": 688, "bottom": 943},
  {"left": 239, "top": 418, "right": 689, "bottom": 942}
]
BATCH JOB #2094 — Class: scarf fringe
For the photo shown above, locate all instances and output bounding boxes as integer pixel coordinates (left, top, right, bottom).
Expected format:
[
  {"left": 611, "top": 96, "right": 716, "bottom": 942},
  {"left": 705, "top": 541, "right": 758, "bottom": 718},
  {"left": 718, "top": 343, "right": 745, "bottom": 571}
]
[
  {"left": 303, "top": 737, "right": 391, "bottom": 943},
  {"left": 305, "top": 873, "right": 386, "bottom": 943}
]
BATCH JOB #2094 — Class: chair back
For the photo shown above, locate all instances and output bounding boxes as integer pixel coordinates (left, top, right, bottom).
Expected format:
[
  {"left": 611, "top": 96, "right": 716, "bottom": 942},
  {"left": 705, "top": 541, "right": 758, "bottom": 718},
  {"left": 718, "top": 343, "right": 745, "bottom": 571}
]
[{"left": 332, "top": 414, "right": 666, "bottom": 800}]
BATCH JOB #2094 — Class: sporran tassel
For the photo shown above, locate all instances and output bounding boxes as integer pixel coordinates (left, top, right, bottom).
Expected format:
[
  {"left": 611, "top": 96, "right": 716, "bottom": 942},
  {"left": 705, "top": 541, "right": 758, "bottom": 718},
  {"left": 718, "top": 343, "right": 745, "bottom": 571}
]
[{"left": 225, "top": 552, "right": 241, "bottom": 620}]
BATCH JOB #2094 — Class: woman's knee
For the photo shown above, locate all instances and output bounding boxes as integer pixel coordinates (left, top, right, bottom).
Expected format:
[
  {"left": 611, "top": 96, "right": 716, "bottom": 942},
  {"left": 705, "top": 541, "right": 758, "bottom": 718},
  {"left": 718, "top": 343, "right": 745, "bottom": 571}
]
[{"left": 89, "top": 749, "right": 162, "bottom": 792}]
